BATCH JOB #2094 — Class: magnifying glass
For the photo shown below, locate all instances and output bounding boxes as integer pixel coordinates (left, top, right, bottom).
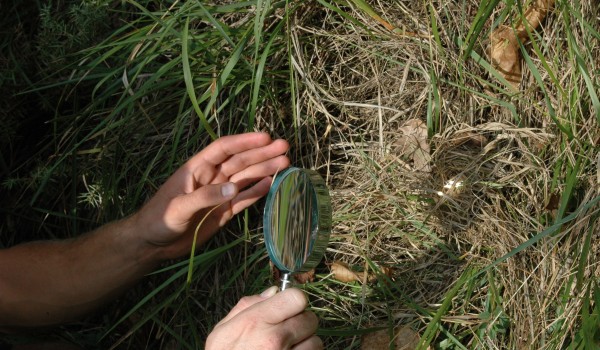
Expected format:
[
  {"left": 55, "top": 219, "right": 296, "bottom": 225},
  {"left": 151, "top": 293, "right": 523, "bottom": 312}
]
[{"left": 263, "top": 167, "right": 332, "bottom": 290}]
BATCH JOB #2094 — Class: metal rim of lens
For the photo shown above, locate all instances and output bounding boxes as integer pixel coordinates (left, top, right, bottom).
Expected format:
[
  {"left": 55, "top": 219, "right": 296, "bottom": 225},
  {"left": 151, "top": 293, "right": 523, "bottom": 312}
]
[{"left": 263, "top": 167, "right": 331, "bottom": 273}]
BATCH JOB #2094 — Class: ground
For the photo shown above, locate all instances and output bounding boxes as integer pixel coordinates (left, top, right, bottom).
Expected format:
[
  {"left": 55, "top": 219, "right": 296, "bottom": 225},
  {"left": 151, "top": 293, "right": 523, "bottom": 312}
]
[{"left": 0, "top": 0, "right": 599, "bottom": 349}]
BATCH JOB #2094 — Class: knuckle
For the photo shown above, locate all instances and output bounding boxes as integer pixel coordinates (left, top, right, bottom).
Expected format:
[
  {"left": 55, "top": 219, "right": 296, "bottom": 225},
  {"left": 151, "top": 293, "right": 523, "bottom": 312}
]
[
  {"left": 236, "top": 296, "right": 254, "bottom": 309},
  {"left": 204, "top": 328, "right": 221, "bottom": 348},
  {"left": 304, "top": 311, "right": 319, "bottom": 328},
  {"left": 267, "top": 328, "right": 289, "bottom": 348},
  {"left": 313, "top": 336, "right": 324, "bottom": 350},
  {"left": 287, "top": 288, "right": 308, "bottom": 309}
]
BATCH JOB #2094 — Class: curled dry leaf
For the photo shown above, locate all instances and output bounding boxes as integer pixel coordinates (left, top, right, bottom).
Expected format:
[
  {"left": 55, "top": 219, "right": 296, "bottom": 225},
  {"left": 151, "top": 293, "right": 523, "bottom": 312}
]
[
  {"left": 395, "top": 119, "right": 431, "bottom": 172},
  {"left": 293, "top": 269, "right": 315, "bottom": 284},
  {"left": 490, "top": 27, "right": 522, "bottom": 89},
  {"left": 448, "top": 130, "right": 488, "bottom": 147},
  {"left": 360, "top": 326, "right": 422, "bottom": 350},
  {"left": 271, "top": 263, "right": 316, "bottom": 284},
  {"left": 490, "top": 0, "right": 555, "bottom": 90},
  {"left": 331, "top": 261, "right": 360, "bottom": 283},
  {"left": 331, "top": 261, "right": 393, "bottom": 284},
  {"left": 270, "top": 261, "right": 279, "bottom": 279},
  {"left": 515, "top": 0, "right": 556, "bottom": 33}
]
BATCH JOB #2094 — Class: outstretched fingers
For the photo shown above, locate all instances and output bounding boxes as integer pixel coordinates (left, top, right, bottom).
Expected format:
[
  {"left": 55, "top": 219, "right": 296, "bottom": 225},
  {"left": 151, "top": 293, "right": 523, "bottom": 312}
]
[
  {"left": 201, "top": 133, "right": 274, "bottom": 166},
  {"left": 185, "top": 133, "right": 274, "bottom": 183},
  {"left": 170, "top": 182, "right": 239, "bottom": 223},
  {"left": 228, "top": 177, "right": 273, "bottom": 218},
  {"left": 228, "top": 155, "right": 290, "bottom": 188},
  {"left": 218, "top": 139, "right": 290, "bottom": 178}
]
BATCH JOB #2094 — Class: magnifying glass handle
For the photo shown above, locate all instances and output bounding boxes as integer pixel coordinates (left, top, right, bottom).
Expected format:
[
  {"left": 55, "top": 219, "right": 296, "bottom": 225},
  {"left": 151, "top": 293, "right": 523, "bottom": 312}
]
[{"left": 280, "top": 273, "right": 292, "bottom": 291}]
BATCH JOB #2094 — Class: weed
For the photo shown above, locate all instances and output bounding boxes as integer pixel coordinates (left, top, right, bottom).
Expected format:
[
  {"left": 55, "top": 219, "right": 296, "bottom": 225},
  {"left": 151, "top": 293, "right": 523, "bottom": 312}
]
[{"left": 1, "top": 0, "right": 599, "bottom": 349}]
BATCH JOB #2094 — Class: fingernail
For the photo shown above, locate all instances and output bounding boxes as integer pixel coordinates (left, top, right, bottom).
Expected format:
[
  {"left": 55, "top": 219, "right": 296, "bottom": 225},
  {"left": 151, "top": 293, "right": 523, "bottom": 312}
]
[
  {"left": 221, "top": 183, "right": 235, "bottom": 198},
  {"left": 260, "top": 286, "right": 278, "bottom": 298}
]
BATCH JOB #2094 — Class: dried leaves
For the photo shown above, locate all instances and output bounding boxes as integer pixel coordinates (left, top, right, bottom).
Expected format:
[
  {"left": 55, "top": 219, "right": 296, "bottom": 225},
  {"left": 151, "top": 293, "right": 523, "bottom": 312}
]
[
  {"left": 271, "top": 263, "right": 316, "bottom": 284},
  {"left": 294, "top": 269, "right": 315, "bottom": 284},
  {"left": 395, "top": 119, "right": 431, "bottom": 172},
  {"left": 360, "top": 326, "right": 423, "bottom": 350},
  {"left": 447, "top": 130, "right": 488, "bottom": 148},
  {"left": 490, "top": 0, "right": 555, "bottom": 90},
  {"left": 330, "top": 261, "right": 393, "bottom": 284},
  {"left": 331, "top": 261, "right": 367, "bottom": 283},
  {"left": 516, "top": 0, "right": 555, "bottom": 33},
  {"left": 272, "top": 261, "right": 393, "bottom": 285},
  {"left": 490, "top": 27, "right": 523, "bottom": 89}
]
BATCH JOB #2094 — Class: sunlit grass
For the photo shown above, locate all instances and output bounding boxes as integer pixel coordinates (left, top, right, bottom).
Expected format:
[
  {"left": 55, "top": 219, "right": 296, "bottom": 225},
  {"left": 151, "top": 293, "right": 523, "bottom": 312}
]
[{"left": 1, "top": 0, "right": 599, "bottom": 349}]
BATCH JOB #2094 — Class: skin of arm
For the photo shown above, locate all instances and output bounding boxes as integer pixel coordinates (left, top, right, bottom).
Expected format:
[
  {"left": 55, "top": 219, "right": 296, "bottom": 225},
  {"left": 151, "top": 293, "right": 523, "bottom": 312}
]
[
  {"left": 0, "top": 217, "right": 159, "bottom": 327},
  {"left": 0, "top": 132, "right": 291, "bottom": 328}
]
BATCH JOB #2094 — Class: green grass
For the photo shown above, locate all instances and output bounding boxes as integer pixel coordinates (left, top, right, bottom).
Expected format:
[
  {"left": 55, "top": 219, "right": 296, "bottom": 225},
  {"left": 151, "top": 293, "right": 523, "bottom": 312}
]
[{"left": 1, "top": 0, "right": 599, "bottom": 349}]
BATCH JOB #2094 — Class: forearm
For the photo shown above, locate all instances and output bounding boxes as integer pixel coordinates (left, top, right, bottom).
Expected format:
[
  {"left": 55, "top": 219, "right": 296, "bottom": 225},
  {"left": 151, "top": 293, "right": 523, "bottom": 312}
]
[{"left": 0, "top": 216, "right": 160, "bottom": 327}]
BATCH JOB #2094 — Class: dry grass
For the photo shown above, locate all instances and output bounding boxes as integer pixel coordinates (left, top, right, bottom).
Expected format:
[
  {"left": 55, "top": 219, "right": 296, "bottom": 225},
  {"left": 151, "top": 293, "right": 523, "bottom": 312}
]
[
  {"left": 2, "top": 0, "right": 598, "bottom": 348},
  {"left": 274, "top": 0, "right": 600, "bottom": 348}
]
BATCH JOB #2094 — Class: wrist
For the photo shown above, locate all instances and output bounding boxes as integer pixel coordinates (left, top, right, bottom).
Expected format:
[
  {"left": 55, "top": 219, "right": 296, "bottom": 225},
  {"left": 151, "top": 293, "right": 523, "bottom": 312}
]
[{"left": 120, "top": 214, "right": 165, "bottom": 269}]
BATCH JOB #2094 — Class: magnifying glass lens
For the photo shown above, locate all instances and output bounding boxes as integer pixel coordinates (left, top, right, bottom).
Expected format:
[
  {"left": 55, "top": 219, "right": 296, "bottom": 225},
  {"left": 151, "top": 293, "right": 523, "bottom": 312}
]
[{"left": 263, "top": 167, "right": 331, "bottom": 287}]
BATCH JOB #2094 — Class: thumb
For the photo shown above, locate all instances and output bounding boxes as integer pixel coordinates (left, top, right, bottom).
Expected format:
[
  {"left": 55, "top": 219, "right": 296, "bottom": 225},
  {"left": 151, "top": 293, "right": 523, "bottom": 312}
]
[
  {"left": 173, "top": 182, "right": 238, "bottom": 217},
  {"left": 218, "top": 286, "right": 279, "bottom": 325}
]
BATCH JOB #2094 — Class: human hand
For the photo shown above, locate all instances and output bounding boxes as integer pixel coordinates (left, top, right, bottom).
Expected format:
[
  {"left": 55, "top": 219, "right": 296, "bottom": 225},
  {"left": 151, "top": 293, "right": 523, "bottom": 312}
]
[
  {"left": 206, "top": 287, "right": 322, "bottom": 350},
  {"left": 133, "top": 133, "right": 290, "bottom": 259}
]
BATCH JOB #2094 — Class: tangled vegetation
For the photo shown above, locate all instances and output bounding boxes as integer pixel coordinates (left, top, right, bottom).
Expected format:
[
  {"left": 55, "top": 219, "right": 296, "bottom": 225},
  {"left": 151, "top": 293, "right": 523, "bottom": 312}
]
[{"left": 1, "top": 0, "right": 599, "bottom": 348}]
